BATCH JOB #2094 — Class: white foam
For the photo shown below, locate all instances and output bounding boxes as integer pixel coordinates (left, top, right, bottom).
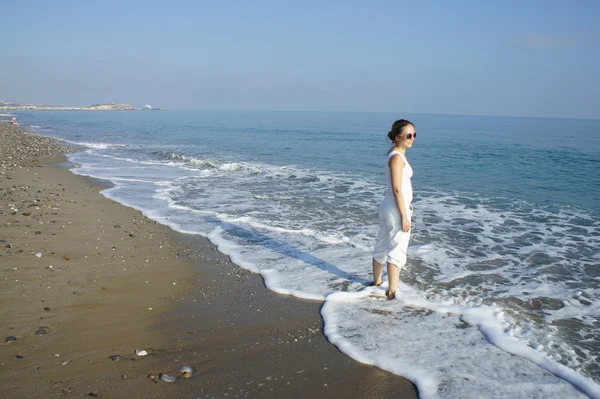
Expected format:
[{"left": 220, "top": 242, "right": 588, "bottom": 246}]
[
  {"left": 68, "top": 140, "right": 127, "bottom": 149},
  {"left": 168, "top": 153, "right": 262, "bottom": 173},
  {"left": 322, "top": 286, "right": 595, "bottom": 398}
]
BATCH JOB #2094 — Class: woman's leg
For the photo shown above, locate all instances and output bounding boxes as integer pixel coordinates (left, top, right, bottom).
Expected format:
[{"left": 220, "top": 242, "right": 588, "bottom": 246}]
[
  {"left": 387, "top": 263, "right": 400, "bottom": 299},
  {"left": 372, "top": 258, "right": 384, "bottom": 286},
  {"left": 386, "top": 209, "right": 412, "bottom": 299}
]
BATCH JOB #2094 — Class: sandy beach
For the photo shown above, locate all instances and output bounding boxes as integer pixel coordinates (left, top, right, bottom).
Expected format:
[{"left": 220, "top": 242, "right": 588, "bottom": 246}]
[{"left": 0, "top": 123, "right": 418, "bottom": 398}]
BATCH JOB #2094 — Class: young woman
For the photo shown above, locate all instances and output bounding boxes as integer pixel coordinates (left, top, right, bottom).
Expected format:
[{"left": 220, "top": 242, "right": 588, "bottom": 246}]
[{"left": 372, "top": 119, "right": 416, "bottom": 299}]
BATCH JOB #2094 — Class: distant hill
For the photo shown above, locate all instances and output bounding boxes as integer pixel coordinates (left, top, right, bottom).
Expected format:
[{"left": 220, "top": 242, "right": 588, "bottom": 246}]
[{"left": 0, "top": 100, "right": 136, "bottom": 111}]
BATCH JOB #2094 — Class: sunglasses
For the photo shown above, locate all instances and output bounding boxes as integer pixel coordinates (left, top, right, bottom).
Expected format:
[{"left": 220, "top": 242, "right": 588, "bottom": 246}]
[{"left": 402, "top": 132, "right": 417, "bottom": 140}]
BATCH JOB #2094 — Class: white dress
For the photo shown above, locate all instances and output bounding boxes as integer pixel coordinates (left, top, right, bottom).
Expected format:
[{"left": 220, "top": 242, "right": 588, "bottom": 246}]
[{"left": 372, "top": 151, "right": 413, "bottom": 268}]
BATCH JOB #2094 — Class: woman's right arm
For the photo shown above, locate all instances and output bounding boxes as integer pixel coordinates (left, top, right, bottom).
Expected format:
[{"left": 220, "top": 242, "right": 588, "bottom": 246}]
[{"left": 389, "top": 155, "right": 411, "bottom": 232}]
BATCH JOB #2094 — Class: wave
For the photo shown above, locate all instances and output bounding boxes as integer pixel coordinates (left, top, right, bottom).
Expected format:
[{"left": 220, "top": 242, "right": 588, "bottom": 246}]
[
  {"left": 323, "top": 286, "right": 599, "bottom": 399},
  {"left": 160, "top": 152, "right": 262, "bottom": 173},
  {"left": 68, "top": 141, "right": 128, "bottom": 149}
]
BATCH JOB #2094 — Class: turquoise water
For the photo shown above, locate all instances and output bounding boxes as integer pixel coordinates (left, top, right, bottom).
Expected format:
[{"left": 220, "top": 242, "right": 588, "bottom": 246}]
[
  {"left": 16, "top": 110, "right": 600, "bottom": 398},
  {"left": 21, "top": 110, "right": 600, "bottom": 210}
]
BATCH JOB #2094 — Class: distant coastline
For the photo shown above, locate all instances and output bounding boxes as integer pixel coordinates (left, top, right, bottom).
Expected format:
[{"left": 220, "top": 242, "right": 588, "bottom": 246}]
[{"left": 0, "top": 100, "right": 163, "bottom": 111}]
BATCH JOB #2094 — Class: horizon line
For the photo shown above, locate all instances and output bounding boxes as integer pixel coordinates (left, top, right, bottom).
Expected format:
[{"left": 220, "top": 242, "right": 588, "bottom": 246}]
[{"left": 4, "top": 104, "right": 599, "bottom": 122}]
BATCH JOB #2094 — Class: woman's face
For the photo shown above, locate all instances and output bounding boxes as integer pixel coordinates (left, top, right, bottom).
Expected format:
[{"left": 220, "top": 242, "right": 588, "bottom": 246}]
[{"left": 396, "top": 125, "right": 416, "bottom": 149}]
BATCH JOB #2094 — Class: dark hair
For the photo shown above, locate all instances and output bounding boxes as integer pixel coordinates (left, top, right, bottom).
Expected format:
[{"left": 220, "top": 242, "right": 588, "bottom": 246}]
[{"left": 387, "top": 119, "right": 414, "bottom": 144}]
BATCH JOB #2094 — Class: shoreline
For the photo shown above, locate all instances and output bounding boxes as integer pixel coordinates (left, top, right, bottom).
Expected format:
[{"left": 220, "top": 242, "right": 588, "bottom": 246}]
[{"left": 0, "top": 123, "right": 418, "bottom": 398}]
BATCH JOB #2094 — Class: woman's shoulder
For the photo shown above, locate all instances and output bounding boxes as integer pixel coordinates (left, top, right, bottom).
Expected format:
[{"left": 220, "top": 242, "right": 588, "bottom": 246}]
[
  {"left": 387, "top": 152, "right": 407, "bottom": 169},
  {"left": 387, "top": 150, "right": 405, "bottom": 160}
]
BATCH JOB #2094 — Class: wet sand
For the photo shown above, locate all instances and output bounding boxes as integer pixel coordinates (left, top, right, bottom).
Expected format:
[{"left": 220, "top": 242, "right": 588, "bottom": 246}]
[{"left": 0, "top": 123, "right": 418, "bottom": 398}]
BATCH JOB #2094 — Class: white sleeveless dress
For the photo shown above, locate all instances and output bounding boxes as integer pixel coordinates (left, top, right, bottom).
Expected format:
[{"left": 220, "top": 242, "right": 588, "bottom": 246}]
[{"left": 372, "top": 151, "right": 413, "bottom": 268}]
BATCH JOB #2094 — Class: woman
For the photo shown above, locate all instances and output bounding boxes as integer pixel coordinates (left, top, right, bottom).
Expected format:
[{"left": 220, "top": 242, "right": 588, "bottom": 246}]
[{"left": 372, "top": 119, "right": 416, "bottom": 299}]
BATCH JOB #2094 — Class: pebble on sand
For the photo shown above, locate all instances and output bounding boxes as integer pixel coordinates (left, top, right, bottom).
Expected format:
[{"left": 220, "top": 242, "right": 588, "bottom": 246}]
[
  {"left": 4, "top": 336, "right": 17, "bottom": 344},
  {"left": 35, "top": 326, "right": 50, "bottom": 335},
  {"left": 178, "top": 366, "right": 193, "bottom": 379},
  {"left": 160, "top": 374, "right": 176, "bottom": 383}
]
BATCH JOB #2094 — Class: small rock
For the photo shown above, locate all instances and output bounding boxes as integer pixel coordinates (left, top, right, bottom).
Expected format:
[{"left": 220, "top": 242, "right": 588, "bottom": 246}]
[
  {"left": 61, "top": 360, "right": 69, "bottom": 366},
  {"left": 16, "top": 355, "right": 24, "bottom": 359},
  {"left": 178, "top": 366, "right": 193, "bottom": 379},
  {"left": 35, "top": 326, "right": 50, "bottom": 335},
  {"left": 44, "top": 307, "right": 51, "bottom": 311},
  {"left": 88, "top": 393, "right": 98, "bottom": 398},
  {"left": 35, "top": 230, "right": 41, "bottom": 235},
  {"left": 160, "top": 374, "right": 176, "bottom": 383},
  {"left": 35, "top": 252, "right": 43, "bottom": 258},
  {"left": 4, "top": 336, "right": 17, "bottom": 344},
  {"left": 129, "top": 233, "right": 135, "bottom": 237},
  {"left": 108, "top": 355, "right": 122, "bottom": 361},
  {"left": 63, "top": 255, "right": 71, "bottom": 261},
  {"left": 135, "top": 349, "right": 148, "bottom": 356}
]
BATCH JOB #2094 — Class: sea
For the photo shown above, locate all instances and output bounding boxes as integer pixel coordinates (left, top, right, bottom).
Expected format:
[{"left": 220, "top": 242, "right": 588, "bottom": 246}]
[{"left": 13, "top": 110, "right": 600, "bottom": 398}]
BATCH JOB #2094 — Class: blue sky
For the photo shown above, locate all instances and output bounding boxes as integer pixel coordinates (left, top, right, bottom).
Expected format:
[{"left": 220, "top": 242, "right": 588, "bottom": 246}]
[{"left": 1, "top": 0, "right": 599, "bottom": 118}]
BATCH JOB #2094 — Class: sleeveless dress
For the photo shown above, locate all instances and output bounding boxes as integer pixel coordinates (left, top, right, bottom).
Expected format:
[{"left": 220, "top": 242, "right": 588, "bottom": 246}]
[{"left": 372, "top": 151, "right": 413, "bottom": 268}]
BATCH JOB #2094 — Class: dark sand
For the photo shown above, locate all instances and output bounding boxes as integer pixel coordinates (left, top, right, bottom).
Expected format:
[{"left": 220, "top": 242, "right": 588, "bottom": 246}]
[{"left": 0, "top": 123, "right": 418, "bottom": 398}]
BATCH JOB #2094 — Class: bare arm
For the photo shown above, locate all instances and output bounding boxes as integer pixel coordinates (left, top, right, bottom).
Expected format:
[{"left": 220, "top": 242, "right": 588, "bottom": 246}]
[{"left": 389, "top": 154, "right": 411, "bottom": 232}]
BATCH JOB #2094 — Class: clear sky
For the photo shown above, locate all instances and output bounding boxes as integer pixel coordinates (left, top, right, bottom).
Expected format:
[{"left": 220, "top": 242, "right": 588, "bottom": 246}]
[{"left": 2, "top": 0, "right": 599, "bottom": 119}]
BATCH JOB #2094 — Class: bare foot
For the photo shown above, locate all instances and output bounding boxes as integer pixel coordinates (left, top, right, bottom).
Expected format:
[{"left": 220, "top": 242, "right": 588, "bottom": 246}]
[
  {"left": 386, "top": 290, "right": 396, "bottom": 300},
  {"left": 369, "top": 281, "right": 383, "bottom": 287}
]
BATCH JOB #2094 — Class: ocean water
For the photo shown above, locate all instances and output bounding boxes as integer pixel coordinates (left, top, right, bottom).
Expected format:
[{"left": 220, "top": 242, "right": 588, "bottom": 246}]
[{"left": 17, "top": 110, "right": 600, "bottom": 398}]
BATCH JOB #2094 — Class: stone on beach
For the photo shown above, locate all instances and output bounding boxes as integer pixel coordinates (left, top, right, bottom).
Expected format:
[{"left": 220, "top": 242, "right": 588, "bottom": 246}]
[
  {"left": 0, "top": 123, "right": 79, "bottom": 170},
  {"left": 4, "top": 336, "right": 17, "bottom": 343},
  {"left": 159, "top": 374, "right": 177, "bottom": 383},
  {"left": 34, "top": 326, "right": 50, "bottom": 335},
  {"left": 177, "top": 365, "right": 193, "bottom": 379}
]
